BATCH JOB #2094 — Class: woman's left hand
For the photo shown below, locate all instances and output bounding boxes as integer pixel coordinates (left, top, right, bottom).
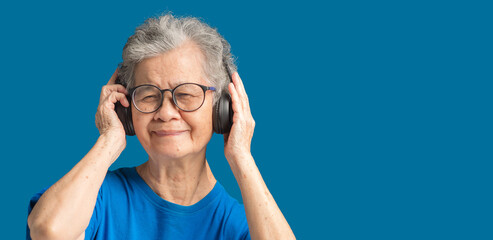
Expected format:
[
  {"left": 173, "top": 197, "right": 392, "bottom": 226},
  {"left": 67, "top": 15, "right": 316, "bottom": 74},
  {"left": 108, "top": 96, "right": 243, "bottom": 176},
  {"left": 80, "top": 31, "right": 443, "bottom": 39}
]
[
  {"left": 224, "top": 72, "right": 255, "bottom": 162},
  {"left": 223, "top": 73, "right": 296, "bottom": 240}
]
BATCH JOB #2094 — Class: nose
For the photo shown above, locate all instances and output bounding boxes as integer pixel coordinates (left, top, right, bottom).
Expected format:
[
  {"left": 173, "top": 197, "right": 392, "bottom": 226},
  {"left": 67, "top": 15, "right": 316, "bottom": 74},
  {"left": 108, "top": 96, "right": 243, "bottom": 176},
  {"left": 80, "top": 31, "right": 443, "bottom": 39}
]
[{"left": 153, "top": 90, "right": 180, "bottom": 122}]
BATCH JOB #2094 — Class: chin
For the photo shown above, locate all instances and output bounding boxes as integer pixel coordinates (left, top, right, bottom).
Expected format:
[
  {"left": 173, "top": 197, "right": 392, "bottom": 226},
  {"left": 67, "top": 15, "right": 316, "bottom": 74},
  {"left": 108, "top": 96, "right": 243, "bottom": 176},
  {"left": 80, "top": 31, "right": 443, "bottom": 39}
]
[{"left": 149, "top": 143, "right": 188, "bottom": 159}]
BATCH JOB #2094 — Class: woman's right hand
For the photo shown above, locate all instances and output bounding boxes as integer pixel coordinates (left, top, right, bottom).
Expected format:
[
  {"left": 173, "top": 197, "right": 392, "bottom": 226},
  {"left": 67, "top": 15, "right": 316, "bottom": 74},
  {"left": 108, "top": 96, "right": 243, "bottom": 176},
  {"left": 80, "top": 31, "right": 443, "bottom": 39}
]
[
  {"left": 95, "top": 68, "right": 130, "bottom": 148},
  {"left": 28, "top": 68, "right": 131, "bottom": 240}
]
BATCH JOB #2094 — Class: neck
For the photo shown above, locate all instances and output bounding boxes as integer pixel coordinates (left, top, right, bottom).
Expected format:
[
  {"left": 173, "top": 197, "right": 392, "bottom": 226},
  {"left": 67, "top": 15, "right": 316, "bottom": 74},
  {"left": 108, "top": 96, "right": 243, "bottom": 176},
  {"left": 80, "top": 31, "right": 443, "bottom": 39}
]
[{"left": 136, "top": 153, "right": 216, "bottom": 206}]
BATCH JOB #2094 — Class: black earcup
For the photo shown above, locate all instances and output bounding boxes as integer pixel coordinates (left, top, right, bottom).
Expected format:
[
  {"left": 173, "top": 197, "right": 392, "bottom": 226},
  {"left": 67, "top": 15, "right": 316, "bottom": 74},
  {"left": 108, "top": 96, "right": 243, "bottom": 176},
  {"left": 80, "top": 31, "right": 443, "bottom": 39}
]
[
  {"left": 213, "top": 93, "right": 233, "bottom": 134},
  {"left": 115, "top": 95, "right": 135, "bottom": 136},
  {"left": 114, "top": 75, "right": 135, "bottom": 136}
]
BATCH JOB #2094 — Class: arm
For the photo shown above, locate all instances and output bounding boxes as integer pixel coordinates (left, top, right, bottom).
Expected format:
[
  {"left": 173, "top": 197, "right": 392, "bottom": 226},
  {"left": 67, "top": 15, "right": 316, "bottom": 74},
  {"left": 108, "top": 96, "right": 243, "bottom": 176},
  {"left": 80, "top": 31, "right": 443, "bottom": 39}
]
[
  {"left": 27, "top": 69, "right": 129, "bottom": 240},
  {"left": 224, "top": 72, "right": 295, "bottom": 240},
  {"left": 28, "top": 135, "right": 121, "bottom": 240}
]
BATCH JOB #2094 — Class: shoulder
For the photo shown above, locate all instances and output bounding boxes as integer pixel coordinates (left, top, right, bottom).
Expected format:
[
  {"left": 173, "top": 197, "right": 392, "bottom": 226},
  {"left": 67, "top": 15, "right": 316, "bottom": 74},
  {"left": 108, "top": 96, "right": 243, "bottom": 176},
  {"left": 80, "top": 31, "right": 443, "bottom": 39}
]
[
  {"left": 102, "top": 167, "right": 136, "bottom": 187},
  {"left": 99, "top": 167, "right": 139, "bottom": 197},
  {"left": 218, "top": 189, "right": 247, "bottom": 219},
  {"left": 105, "top": 167, "right": 134, "bottom": 181},
  {"left": 85, "top": 167, "right": 141, "bottom": 238}
]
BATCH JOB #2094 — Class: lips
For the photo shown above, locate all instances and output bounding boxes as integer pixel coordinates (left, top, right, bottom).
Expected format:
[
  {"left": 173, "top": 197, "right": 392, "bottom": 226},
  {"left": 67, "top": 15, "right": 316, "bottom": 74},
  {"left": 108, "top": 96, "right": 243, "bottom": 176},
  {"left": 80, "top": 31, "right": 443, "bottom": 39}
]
[{"left": 152, "top": 130, "right": 188, "bottom": 137}]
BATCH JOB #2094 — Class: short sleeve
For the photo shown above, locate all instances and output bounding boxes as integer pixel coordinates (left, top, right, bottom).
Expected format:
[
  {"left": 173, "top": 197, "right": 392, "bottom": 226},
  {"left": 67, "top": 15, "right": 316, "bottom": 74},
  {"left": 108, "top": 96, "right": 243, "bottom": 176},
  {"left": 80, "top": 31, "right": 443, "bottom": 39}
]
[
  {"left": 84, "top": 183, "right": 105, "bottom": 239},
  {"left": 26, "top": 187, "right": 49, "bottom": 240},
  {"left": 225, "top": 203, "right": 251, "bottom": 240}
]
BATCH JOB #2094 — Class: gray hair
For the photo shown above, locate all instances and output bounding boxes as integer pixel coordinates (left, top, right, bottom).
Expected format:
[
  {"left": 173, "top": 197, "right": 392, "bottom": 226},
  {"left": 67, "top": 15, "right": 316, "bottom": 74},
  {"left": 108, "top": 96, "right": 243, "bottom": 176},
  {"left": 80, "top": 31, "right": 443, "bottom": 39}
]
[{"left": 117, "top": 13, "right": 237, "bottom": 104}]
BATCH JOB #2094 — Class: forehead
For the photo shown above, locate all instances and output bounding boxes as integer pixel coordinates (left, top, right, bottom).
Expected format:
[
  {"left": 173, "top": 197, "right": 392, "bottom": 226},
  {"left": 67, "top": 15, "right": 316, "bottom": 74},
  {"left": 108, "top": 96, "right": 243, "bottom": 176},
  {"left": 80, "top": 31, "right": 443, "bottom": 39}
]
[{"left": 134, "top": 41, "right": 207, "bottom": 87}]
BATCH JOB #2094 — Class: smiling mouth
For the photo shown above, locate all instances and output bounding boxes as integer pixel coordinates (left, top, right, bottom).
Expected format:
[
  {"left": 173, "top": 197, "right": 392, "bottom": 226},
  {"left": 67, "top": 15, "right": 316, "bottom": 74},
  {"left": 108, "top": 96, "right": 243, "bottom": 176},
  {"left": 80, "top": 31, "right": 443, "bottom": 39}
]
[{"left": 152, "top": 130, "right": 187, "bottom": 137}]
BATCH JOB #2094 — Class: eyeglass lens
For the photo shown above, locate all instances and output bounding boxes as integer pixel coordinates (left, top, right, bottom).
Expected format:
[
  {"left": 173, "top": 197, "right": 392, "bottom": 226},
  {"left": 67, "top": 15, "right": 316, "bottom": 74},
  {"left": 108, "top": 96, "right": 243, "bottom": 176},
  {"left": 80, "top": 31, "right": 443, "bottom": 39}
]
[{"left": 133, "top": 84, "right": 205, "bottom": 112}]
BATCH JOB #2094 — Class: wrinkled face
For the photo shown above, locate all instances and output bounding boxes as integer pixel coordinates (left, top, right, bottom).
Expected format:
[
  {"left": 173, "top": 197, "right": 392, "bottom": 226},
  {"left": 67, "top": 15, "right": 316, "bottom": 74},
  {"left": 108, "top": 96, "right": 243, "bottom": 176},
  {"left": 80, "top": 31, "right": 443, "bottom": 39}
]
[{"left": 131, "top": 41, "right": 214, "bottom": 160}]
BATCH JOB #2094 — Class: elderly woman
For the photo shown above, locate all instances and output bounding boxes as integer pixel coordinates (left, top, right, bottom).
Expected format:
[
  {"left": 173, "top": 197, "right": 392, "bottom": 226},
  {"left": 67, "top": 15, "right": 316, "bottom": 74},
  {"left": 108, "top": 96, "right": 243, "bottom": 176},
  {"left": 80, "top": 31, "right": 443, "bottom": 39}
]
[{"left": 27, "top": 13, "right": 295, "bottom": 240}]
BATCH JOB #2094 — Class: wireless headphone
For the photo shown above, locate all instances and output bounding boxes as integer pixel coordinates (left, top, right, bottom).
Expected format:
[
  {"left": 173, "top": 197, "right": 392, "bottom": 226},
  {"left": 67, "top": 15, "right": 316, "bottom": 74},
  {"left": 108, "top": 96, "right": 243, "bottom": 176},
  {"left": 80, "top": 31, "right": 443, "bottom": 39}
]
[{"left": 115, "top": 58, "right": 233, "bottom": 136}]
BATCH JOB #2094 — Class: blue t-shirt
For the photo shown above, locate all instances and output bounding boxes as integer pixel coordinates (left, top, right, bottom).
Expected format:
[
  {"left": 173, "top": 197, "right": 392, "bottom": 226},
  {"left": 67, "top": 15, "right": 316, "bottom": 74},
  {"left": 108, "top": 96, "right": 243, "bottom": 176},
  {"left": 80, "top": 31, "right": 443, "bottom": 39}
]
[{"left": 27, "top": 167, "right": 250, "bottom": 240}]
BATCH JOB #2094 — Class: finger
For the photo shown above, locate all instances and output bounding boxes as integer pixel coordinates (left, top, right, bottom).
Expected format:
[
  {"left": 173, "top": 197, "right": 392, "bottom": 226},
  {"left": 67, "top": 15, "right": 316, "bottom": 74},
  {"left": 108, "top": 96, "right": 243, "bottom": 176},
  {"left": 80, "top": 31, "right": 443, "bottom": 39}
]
[
  {"left": 232, "top": 72, "right": 248, "bottom": 100},
  {"left": 115, "top": 92, "right": 130, "bottom": 108},
  {"left": 102, "top": 84, "right": 128, "bottom": 96},
  {"left": 105, "top": 91, "right": 130, "bottom": 109},
  {"left": 228, "top": 82, "right": 242, "bottom": 115},
  {"left": 100, "top": 84, "right": 129, "bottom": 102},
  {"left": 120, "top": 94, "right": 130, "bottom": 108},
  {"left": 107, "top": 68, "right": 119, "bottom": 85},
  {"left": 232, "top": 72, "right": 251, "bottom": 111},
  {"left": 109, "top": 84, "right": 128, "bottom": 94}
]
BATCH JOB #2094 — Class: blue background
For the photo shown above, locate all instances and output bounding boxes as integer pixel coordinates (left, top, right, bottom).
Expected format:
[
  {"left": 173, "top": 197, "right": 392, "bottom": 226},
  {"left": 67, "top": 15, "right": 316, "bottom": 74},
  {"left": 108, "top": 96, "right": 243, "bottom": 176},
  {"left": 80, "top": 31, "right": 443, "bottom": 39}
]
[
  {"left": 0, "top": 0, "right": 491, "bottom": 239},
  {"left": 359, "top": 1, "right": 492, "bottom": 239}
]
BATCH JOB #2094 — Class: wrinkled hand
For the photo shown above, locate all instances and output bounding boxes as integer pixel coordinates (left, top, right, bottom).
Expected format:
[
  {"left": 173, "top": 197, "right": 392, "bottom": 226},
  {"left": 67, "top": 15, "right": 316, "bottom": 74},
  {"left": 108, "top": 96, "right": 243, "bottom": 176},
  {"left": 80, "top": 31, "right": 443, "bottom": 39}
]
[
  {"left": 95, "top": 68, "right": 130, "bottom": 146},
  {"left": 224, "top": 72, "right": 255, "bottom": 162}
]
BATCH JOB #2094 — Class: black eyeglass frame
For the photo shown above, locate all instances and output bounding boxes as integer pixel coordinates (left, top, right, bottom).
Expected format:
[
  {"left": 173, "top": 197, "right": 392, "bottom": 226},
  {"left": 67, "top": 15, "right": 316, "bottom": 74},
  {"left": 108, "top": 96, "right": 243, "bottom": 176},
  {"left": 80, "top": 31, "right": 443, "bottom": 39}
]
[{"left": 129, "top": 83, "right": 216, "bottom": 113}]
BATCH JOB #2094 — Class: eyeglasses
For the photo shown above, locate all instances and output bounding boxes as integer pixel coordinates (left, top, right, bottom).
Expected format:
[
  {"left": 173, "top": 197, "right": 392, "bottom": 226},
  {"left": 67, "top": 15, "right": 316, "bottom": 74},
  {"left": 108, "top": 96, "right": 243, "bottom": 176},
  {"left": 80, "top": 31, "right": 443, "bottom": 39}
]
[{"left": 130, "top": 83, "right": 216, "bottom": 113}]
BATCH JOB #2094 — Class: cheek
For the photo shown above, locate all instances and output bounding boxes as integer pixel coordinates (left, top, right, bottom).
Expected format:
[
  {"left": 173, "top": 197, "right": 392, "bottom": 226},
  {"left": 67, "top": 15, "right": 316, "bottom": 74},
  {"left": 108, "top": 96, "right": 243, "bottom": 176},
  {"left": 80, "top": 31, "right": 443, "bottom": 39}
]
[
  {"left": 187, "top": 103, "right": 213, "bottom": 137},
  {"left": 193, "top": 111, "right": 213, "bottom": 131},
  {"left": 131, "top": 110, "right": 151, "bottom": 141},
  {"left": 202, "top": 99, "right": 214, "bottom": 131}
]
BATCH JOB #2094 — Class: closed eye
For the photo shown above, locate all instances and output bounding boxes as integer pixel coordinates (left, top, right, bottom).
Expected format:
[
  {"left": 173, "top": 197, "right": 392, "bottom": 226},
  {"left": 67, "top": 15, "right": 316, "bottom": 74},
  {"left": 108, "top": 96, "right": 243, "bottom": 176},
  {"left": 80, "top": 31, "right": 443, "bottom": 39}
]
[{"left": 141, "top": 95, "right": 159, "bottom": 102}]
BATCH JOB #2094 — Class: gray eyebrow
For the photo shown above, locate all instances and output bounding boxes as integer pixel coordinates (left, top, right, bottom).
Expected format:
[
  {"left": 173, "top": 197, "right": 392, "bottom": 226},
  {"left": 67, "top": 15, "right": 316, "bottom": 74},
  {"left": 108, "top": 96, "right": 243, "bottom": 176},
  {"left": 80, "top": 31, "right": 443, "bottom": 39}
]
[{"left": 136, "top": 79, "right": 191, "bottom": 89}]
